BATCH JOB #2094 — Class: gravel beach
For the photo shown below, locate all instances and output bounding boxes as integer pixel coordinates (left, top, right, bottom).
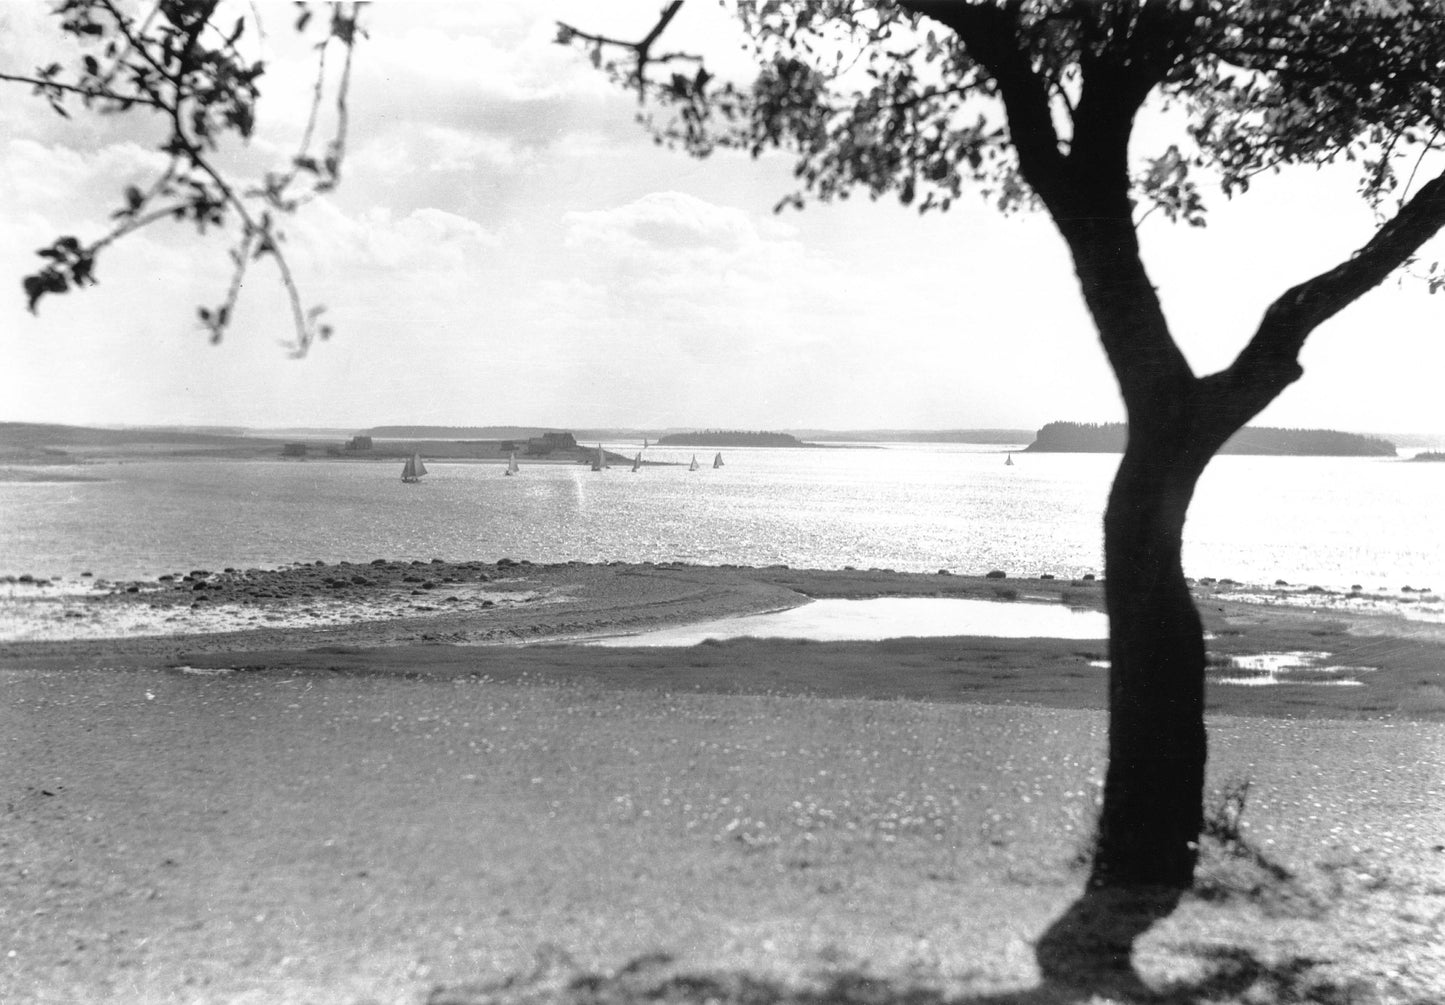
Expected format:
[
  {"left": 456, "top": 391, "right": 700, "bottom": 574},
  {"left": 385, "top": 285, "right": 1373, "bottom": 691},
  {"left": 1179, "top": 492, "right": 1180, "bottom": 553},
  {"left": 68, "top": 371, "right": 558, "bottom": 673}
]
[{"left": 2, "top": 562, "right": 1442, "bottom": 1004}]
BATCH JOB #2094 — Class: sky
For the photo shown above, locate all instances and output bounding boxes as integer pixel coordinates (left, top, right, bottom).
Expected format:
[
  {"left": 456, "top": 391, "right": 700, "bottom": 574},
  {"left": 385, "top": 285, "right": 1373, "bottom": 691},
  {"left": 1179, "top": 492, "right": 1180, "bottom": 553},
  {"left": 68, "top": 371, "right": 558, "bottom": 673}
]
[{"left": 1, "top": 2, "right": 1443, "bottom": 435}]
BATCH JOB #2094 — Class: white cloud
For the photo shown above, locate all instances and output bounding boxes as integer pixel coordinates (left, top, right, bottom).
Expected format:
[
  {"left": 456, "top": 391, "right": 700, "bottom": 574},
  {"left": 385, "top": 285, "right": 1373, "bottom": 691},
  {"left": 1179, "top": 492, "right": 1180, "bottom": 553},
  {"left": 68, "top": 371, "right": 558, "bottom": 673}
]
[
  {"left": 293, "top": 203, "right": 499, "bottom": 275},
  {"left": 566, "top": 191, "right": 763, "bottom": 255},
  {"left": 0, "top": 140, "right": 170, "bottom": 216}
]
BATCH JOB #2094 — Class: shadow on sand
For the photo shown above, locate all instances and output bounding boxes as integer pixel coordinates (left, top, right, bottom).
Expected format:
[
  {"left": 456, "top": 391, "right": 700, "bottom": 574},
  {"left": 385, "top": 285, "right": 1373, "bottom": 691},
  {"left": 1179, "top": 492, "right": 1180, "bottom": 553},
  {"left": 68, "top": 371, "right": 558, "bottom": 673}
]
[{"left": 427, "top": 886, "right": 1413, "bottom": 1005}]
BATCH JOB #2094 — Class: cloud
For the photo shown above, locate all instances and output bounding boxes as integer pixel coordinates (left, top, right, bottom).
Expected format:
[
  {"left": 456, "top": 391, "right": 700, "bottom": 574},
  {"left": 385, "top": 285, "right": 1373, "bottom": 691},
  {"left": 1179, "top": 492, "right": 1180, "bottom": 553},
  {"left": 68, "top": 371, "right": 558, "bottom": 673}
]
[
  {"left": 565, "top": 191, "right": 763, "bottom": 255},
  {"left": 1, "top": 140, "right": 170, "bottom": 218},
  {"left": 291, "top": 203, "right": 499, "bottom": 276}
]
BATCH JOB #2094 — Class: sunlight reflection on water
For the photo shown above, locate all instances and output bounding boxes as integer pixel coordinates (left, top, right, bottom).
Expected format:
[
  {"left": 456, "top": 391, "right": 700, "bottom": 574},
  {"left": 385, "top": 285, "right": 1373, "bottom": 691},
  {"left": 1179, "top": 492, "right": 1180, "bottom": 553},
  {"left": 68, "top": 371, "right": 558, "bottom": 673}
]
[{"left": 2, "top": 445, "right": 1442, "bottom": 590}]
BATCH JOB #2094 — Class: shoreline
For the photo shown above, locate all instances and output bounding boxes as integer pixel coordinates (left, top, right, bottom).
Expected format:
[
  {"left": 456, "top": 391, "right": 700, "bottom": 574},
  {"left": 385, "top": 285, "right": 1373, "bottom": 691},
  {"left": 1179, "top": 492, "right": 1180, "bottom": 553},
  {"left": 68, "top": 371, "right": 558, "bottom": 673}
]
[
  {"left": 3, "top": 561, "right": 1442, "bottom": 721},
  {"left": 2, "top": 556, "right": 1442, "bottom": 638}
]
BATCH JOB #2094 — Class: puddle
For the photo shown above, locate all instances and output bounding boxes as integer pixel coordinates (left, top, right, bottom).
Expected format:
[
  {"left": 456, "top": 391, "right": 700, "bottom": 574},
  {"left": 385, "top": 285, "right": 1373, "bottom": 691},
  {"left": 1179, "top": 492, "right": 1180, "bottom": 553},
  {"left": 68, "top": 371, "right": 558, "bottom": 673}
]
[
  {"left": 1215, "top": 650, "right": 1374, "bottom": 686},
  {"left": 1085, "top": 650, "right": 1376, "bottom": 686},
  {"left": 588, "top": 597, "right": 1108, "bottom": 647}
]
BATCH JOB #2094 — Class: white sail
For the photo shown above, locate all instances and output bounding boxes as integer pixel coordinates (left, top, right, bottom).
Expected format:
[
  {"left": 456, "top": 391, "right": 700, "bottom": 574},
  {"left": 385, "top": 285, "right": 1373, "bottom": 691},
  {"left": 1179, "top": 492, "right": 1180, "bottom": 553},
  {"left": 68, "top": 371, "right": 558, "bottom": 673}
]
[
  {"left": 688, "top": 454, "right": 699, "bottom": 471},
  {"left": 505, "top": 452, "right": 519, "bottom": 476},
  {"left": 713, "top": 452, "right": 724, "bottom": 469},
  {"left": 592, "top": 444, "right": 605, "bottom": 471},
  {"left": 631, "top": 452, "right": 641, "bottom": 472}
]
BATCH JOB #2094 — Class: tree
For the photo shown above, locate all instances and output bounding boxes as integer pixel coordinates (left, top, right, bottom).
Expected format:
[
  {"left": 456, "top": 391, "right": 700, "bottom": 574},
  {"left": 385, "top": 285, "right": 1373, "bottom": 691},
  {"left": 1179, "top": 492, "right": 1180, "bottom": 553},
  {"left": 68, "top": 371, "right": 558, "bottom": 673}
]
[
  {"left": 0, "top": 0, "right": 365, "bottom": 356},
  {"left": 562, "top": 1, "right": 1445, "bottom": 890}
]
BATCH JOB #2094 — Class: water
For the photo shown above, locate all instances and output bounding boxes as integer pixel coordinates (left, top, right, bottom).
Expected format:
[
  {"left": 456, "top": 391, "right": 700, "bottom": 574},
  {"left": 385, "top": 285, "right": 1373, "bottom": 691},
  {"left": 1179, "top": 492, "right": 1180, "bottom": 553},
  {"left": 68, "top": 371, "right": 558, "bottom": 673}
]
[
  {"left": 2, "top": 444, "right": 1442, "bottom": 590},
  {"left": 587, "top": 597, "right": 1109, "bottom": 646}
]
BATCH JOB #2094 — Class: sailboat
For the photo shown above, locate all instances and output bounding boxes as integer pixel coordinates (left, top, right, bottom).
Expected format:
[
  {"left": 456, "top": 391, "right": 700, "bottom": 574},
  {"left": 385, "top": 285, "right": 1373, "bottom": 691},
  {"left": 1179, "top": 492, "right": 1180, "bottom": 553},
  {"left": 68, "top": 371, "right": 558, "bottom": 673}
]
[
  {"left": 713, "top": 452, "right": 724, "bottom": 469},
  {"left": 401, "top": 453, "right": 427, "bottom": 483},
  {"left": 591, "top": 444, "right": 606, "bottom": 471},
  {"left": 688, "top": 454, "right": 700, "bottom": 471},
  {"left": 505, "top": 452, "right": 519, "bottom": 476},
  {"left": 1005, "top": 452, "right": 1015, "bottom": 466},
  {"left": 631, "top": 452, "right": 642, "bottom": 472},
  {"left": 643, "top": 438, "right": 650, "bottom": 450}
]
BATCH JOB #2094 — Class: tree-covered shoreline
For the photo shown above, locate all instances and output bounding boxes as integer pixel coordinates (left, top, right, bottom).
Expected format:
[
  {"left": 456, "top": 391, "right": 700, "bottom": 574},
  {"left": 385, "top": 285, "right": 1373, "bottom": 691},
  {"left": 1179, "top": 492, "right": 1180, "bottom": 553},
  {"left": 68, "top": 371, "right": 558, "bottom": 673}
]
[
  {"left": 657, "top": 430, "right": 805, "bottom": 448},
  {"left": 1026, "top": 422, "right": 1396, "bottom": 457}
]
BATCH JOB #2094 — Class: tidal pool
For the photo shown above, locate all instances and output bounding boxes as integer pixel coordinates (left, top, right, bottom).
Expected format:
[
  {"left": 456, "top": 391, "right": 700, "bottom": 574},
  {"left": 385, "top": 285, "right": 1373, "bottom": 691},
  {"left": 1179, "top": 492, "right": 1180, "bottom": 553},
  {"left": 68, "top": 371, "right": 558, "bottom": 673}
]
[{"left": 589, "top": 596, "right": 1109, "bottom": 647}]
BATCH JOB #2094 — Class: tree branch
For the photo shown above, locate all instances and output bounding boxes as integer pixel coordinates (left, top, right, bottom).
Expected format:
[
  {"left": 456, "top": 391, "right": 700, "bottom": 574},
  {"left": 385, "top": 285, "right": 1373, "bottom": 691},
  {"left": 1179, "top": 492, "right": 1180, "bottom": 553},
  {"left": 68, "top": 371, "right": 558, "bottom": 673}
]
[
  {"left": 1202, "top": 166, "right": 1445, "bottom": 431},
  {"left": 901, "top": 1, "right": 1070, "bottom": 208},
  {"left": 0, "top": 71, "right": 167, "bottom": 110},
  {"left": 557, "top": 1, "right": 693, "bottom": 101}
]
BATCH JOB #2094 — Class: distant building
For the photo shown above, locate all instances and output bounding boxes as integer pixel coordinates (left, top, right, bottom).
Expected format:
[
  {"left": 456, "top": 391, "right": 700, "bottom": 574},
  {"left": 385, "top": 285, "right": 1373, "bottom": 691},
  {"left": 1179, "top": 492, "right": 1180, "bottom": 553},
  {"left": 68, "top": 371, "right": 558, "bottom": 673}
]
[{"left": 345, "top": 435, "right": 374, "bottom": 452}]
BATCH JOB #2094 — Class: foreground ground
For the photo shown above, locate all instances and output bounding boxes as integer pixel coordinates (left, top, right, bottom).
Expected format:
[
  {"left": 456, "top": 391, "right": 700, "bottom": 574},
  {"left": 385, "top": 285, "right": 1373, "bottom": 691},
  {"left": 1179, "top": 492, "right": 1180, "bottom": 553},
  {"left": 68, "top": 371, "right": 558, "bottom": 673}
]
[{"left": 1, "top": 563, "right": 1442, "bottom": 1004}]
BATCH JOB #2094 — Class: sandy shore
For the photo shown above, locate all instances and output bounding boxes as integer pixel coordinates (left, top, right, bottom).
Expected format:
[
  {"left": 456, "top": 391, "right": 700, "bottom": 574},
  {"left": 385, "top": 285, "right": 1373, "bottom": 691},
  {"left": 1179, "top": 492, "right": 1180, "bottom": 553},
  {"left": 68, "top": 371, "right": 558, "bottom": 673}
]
[{"left": 2, "top": 562, "right": 1443, "bottom": 1004}]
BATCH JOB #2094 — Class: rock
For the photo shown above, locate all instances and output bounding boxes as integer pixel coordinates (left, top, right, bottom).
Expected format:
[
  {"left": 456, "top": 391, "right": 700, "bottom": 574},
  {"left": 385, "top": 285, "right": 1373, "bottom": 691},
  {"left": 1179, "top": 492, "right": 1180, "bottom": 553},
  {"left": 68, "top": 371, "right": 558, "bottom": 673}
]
[
  {"left": 985, "top": 570, "right": 1007, "bottom": 580},
  {"left": 1040, "top": 573, "right": 1055, "bottom": 580},
  {"left": 1082, "top": 573, "right": 1096, "bottom": 581},
  {"left": 1275, "top": 579, "right": 1290, "bottom": 586}
]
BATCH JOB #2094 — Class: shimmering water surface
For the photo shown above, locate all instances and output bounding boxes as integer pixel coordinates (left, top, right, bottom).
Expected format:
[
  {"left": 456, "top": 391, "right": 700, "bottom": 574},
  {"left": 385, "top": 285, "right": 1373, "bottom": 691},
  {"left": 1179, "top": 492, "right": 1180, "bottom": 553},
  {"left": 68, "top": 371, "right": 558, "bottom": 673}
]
[{"left": 2, "top": 443, "right": 1442, "bottom": 590}]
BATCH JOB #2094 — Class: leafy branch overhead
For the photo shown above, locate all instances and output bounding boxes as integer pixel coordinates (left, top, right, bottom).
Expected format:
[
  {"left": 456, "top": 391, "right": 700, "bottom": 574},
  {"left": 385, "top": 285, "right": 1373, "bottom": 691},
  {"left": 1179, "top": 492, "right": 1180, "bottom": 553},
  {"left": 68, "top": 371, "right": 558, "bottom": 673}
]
[
  {"left": 3, "top": 0, "right": 366, "bottom": 357},
  {"left": 558, "top": 1, "right": 1445, "bottom": 229}
]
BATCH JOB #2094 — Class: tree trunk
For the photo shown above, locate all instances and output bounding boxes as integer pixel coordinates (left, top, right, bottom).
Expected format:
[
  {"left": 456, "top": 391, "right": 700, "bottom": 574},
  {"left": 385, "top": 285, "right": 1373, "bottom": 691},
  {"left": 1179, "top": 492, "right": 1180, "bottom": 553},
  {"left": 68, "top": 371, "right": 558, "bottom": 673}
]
[{"left": 1089, "top": 417, "right": 1212, "bottom": 889}]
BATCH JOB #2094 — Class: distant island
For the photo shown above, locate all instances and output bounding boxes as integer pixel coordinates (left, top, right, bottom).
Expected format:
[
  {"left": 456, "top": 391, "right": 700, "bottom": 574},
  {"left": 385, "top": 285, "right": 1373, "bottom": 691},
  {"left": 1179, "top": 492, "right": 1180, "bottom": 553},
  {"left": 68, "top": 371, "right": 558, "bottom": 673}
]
[
  {"left": 1026, "top": 421, "right": 1397, "bottom": 456},
  {"left": 795, "top": 428, "right": 1034, "bottom": 444},
  {"left": 0, "top": 421, "right": 281, "bottom": 464},
  {"left": 1410, "top": 451, "right": 1445, "bottom": 462},
  {"left": 365, "top": 425, "right": 568, "bottom": 440},
  {"left": 657, "top": 430, "right": 806, "bottom": 448}
]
